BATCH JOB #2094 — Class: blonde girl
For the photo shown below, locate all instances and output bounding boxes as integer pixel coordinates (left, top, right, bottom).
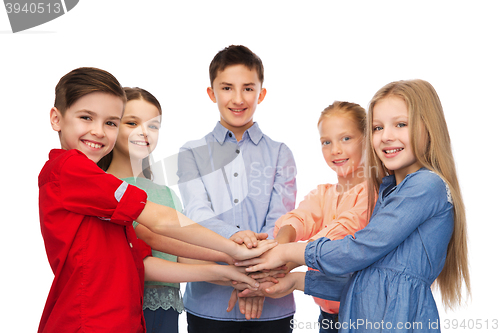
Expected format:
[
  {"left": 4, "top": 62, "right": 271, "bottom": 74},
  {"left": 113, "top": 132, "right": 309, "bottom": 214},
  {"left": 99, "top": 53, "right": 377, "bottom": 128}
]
[
  {"left": 273, "top": 101, "right": 370, "bottom": 332},
  {"left": 236, "top": 79, "right": 470, "bottom": 332}
]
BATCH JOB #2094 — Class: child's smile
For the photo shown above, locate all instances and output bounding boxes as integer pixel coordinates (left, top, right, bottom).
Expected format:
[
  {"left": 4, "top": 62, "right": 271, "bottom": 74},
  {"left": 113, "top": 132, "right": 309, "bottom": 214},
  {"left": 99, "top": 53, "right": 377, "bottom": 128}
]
[
  {"left": 50, "top": 92, "right": 124, "bottom": 163},
  {"left": 319, "top": 114, "right": 364, "bottom": 188},
  {"left": 372, "top": 96, "right": 423, "bottom": 184},
  {"left": 207, "top": 64, "right": 266, "bottom": 140}
]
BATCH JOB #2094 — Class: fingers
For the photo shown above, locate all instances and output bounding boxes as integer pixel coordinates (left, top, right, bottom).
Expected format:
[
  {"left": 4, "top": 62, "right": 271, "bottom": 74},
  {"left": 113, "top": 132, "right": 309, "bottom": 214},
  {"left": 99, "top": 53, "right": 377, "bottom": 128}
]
[
  {"left": 232, "top": 266, "right": 259, "bottom": 289},
  {"left": 239, "top": 296, "right": 265, "bottom": 319},
  {"left": 255, "top": 232, "right": 268, "bottom": 240},
  {"left": 242, "top": 234, "right": 256, "bottom": 249},
  {"left": 227, "top": 289, "right": 238, "bottom": 313},
  {"left": 249, "top": 239, "right": 278, "bottom": 256},
  {"left": 230, "top": 230, "right": 260, "bottom": 248},
  {"left": 245, "top": 263, "right": 268, "bottom": 273},
  {"left": 252, "top": 276, "right": 278, "bottom": 284},
  {"left": 229, "top": 234, "right": 243, "bottom": 245}
]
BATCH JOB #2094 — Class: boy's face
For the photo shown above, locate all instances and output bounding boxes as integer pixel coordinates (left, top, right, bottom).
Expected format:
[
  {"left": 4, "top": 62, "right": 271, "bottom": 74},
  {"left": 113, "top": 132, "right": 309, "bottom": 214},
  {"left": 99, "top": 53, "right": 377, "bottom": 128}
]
[
  {"left": 207, "top": 64, "right": 266, "bottom": 135},
  {"left": 50, "top": 92, "right": 124, "bottom": 163}
]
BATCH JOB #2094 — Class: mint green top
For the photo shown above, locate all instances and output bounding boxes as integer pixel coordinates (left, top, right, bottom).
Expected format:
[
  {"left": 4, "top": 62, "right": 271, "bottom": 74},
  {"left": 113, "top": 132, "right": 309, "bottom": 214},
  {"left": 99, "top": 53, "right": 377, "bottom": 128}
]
[{"left": 122, "top": 177, "right": 184, "bottom": 312}]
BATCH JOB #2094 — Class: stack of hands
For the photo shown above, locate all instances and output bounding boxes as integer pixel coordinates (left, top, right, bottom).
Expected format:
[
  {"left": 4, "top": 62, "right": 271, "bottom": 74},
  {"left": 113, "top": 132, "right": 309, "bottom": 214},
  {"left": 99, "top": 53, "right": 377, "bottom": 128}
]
[{"left": 224, "top": 230, "right": 304, "bottom": 320}]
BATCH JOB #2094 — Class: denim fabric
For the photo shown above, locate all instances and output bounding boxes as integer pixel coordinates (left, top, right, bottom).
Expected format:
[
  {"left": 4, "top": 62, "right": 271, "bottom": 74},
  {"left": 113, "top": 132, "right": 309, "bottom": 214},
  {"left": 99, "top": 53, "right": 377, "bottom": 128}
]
[
  {"left": 178, "top": 122, "right": 296, "bottom": 321},
  {"left": 305, "top": 168, "right": 453, "bottom": 332}
]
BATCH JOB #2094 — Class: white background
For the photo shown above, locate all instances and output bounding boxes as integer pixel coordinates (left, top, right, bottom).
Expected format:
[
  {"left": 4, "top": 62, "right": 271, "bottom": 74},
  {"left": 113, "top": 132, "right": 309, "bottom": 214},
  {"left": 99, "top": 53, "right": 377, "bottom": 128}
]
[{"left": 1, "top": 1, "right": 499, "bottom": 332}]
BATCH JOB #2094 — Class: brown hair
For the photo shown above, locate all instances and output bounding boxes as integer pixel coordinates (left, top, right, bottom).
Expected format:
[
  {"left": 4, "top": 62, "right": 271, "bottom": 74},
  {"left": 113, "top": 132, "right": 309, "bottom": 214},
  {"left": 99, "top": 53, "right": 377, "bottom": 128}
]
[
  {"left": 366, "top": 79, "right": 470, "bottom": 309},
  {"left": 97, "top": 87, "right": 162, "bottom": 180},
  {"left": 54, "top": 67, "right": 126, "bottom": 114},
  {"left": 209, "top": 45, "right": 264, "bottom": 87}
]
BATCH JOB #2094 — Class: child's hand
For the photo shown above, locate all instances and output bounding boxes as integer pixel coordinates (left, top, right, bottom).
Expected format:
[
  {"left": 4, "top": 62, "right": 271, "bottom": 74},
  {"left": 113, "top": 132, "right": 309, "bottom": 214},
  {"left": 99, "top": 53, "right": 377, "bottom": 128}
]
[
  {"left": 230, "top": 230, "right": 268, "bottom": 248},
  {"left": 226, "top": 289, "right": 265, "bottom": 319},
  {"left": 231, "top": 239, "right": 278, "bottom": 261},
  {"left": 236, "top": 280, "right": 276, "bottom": 298},
  {"left": 234, "top": 243, "right": 287, "bottom": 272},
  {"left": 238, "top": 295, "right": 265, "bottom": 319},
  {"left": 261, "top": 272, "right": 305, "bottom": 299},
  {"left": 249, "top": 265, "right": 289, "bottom": 280},
  {"left": 217, "top": 265, "right": 260, "bottom": 290}
]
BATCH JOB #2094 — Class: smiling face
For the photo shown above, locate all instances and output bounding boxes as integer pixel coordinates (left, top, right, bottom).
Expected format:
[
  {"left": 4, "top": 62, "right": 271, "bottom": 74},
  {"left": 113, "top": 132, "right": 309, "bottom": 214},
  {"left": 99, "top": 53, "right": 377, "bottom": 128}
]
[
  {"left": 50, "top": 92, "right": 124, "bottom": 163},
  {"left": 207, "top": 64, "right": 266, "bottom": 140},
  {"left": 319, "top": 114, "right": 364, "bottom": 185},
  {"left": 113, "top": 99, "right": 161, "bottom": 162},
  {"left": 372, "top": 96, "right": 423, "bottom": 184}
]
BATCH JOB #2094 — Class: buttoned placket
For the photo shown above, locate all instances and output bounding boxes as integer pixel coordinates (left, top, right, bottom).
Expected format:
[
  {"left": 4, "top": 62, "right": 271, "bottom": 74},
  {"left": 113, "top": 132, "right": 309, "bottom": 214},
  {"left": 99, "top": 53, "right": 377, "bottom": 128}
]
[{"left": 223, "top": 131, "right": 247, "bottom": 230}]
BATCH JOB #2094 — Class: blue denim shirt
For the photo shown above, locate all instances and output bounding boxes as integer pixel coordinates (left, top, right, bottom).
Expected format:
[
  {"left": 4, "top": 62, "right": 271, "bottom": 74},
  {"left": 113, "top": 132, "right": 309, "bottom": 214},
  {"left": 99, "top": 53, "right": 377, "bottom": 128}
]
[
  {"left": 178, "top": 122, "right": 296, "bottom": 321},
  {"left": 304, "top": 168, "right": 454, "bottom": 332}
]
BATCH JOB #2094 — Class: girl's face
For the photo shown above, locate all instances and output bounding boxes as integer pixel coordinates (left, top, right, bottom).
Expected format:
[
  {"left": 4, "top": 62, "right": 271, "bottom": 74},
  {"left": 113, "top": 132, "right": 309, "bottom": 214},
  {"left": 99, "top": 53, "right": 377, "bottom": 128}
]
[
  {"left": 114, "top": 99, "right": 161, "bottom": 161},
  {"left": 319, "top": 114, "right": 364, "bottom": 179},
  {"left": 372, "top": 96, "right": 423, "bottom": 184}
]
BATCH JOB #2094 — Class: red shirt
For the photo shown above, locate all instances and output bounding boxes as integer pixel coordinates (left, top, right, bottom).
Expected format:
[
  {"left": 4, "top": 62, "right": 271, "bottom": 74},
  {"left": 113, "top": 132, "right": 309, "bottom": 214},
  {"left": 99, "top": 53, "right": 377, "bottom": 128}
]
[{"left": 38, "top": 149, "right": 151, "bottom": 333}]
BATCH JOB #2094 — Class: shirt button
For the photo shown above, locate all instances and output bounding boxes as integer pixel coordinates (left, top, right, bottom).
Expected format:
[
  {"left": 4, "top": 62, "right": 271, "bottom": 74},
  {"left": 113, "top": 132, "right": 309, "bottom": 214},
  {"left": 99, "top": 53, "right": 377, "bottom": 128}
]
[
  {"left": 236, "top": 149, "right": 240, "bottom": 154},
  {"left": 229, "top": 133, "right": 233, "bottom": 137},
  {"left": 234, "top": 172, "right": 238, "bottom": 177},
  {"left": 237, "top": 225, "right": 240, "bottom": 228},
  {"left": 234, "top": 199, "right": 239, "bottom": 203},
  {"left": 129, "top": 242, "right": 133, "bottom": 248}
]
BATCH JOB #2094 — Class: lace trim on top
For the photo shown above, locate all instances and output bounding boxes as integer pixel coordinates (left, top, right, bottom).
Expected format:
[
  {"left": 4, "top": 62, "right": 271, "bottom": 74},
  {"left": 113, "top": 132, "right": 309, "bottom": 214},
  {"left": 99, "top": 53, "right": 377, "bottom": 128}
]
[
  {"left": 429, "top": 171, "right": 453, "bottom": 204},
  {"left": 143, "top": 285, "right": 184, "bottom": 313}
]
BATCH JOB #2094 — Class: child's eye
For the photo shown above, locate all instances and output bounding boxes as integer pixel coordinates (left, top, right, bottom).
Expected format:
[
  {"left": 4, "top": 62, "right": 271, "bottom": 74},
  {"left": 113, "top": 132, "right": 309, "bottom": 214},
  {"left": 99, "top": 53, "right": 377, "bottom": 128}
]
[
  {"left": 396, "top": 122, "right": 407, "bottom": 128},
  {"left": 80, "top": 116, "right": 91, "bottom": 121},
  {"left": 373, "top": 126, "right": 383, "bottom": 131},
  {"left": 341, "top": 137, "right": 351, "bottom": 142},
  {"left": 244, "top": 87, "right": 254, "bottom": 92},
  {"left": 106, "top": 121, "right": 118, "bottom": 127},
  {"left": 148, "top": 124, "right": 160, "bottom": 130},
  {"left": 222, "top": 86, "right": 231, "bottom": 91},
  {"left": 126, "top": 122, "right": 137, "bottom": 126},
  {"left": 321, "top": 140, "right": 331, "bottom": 146}
]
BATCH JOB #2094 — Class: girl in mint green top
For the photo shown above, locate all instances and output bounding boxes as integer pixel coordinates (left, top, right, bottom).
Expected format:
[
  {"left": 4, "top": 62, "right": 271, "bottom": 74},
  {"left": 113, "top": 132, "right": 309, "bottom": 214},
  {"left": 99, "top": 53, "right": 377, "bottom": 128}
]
[
  {"left": 100, "top": 87, "right": 183, "bottom": 332},
  {"left": 126, "top": 177, "right": 185, "bottom": 314}
]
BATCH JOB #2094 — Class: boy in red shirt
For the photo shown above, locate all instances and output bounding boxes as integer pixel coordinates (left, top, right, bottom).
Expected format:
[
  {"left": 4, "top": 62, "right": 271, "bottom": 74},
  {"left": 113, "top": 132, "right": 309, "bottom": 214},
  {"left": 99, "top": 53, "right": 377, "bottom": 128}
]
[{"left": 38, "top": 67, "right": 277, "bottom": 332}]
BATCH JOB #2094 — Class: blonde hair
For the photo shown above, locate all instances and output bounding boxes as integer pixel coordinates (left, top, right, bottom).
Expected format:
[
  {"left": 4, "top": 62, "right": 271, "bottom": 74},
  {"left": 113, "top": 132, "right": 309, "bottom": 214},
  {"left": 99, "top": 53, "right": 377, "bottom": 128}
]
[
  {"left": 366, "top": 79, "right": 470, "bottom": 309},
  {"left": 318, "top": 101, "right": 366, "bottom": 134}
]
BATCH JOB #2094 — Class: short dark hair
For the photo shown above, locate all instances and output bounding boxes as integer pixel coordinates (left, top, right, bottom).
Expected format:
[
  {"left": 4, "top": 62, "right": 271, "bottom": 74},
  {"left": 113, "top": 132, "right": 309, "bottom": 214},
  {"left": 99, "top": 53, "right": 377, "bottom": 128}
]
[
  {"left": 54, "top": 67, "right": 126, "bottom": 114},
  {"left": 209, "top": 45, "right": 264, "bottom": 87}
]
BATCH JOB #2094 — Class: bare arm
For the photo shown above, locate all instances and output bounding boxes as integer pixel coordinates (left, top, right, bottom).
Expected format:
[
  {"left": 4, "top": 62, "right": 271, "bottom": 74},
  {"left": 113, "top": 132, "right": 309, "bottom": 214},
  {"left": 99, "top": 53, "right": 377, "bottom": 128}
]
[
  {"left": 275, "top": 225, "right": 297, "bottom": 244},
  {"left": 135, "top": 201, "right": 277, "bottom": 260},
  {"left": 144, "top": 257, "right": 259, "bottom": 289},
  {"left": 135, "top": 224, "right": 233, "bottom": 264},
  {"left": 235, "top": 242, "right": 308, "bottom": 272}
]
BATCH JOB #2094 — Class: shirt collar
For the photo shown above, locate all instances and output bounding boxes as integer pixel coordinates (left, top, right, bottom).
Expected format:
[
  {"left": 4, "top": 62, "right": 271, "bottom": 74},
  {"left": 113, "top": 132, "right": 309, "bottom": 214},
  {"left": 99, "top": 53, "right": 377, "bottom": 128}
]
[{"left": 213, "top": 121, "right": 263, "bottom": 145}]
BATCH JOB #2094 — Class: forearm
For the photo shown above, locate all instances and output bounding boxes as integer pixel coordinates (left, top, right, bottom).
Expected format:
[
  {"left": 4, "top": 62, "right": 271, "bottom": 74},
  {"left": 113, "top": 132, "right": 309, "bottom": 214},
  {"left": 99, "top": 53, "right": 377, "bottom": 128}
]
[
  {"left": 136, "top": 224, "right": 232, "bottom": 264},
  {"left": 275, "top": 225, "right": 297, "bottom": 244},
  {"left": 144, "top": 257, "right": 227, "bottom": 283},
  {"left": 136, "top": 201, "right": 239, "bottom": 256},
  {"left": 281, "top": 242, "right": 308, "bottom": 265}
]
